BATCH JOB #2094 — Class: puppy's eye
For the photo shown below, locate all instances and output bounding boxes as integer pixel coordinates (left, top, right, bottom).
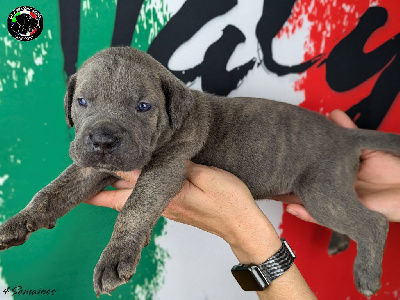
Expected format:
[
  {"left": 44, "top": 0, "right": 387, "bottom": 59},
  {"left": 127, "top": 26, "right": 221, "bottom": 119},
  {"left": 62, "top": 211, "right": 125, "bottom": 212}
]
[
  {"left": 137, "top": 102, "right": 151, "bottom": 112},
  {"left": 78, "top": 98, "right": 88, "bottom": 107}
]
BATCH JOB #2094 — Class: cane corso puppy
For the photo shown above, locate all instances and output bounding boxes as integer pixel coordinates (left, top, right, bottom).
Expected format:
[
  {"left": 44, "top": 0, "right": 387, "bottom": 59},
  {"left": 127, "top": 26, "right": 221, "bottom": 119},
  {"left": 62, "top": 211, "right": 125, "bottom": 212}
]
[{"left": 0, "top": 47, "right": 399, "bottom": 296}]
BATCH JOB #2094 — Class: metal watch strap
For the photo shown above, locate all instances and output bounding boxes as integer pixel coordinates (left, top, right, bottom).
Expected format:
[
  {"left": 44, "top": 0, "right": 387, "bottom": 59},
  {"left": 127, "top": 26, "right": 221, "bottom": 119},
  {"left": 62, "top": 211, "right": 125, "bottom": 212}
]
[
  {"left": 258, "top": 238, "right": 296, "bottom": 282},
  {"left": 231, "top": 238, "right": 296, "bottom": 291}
]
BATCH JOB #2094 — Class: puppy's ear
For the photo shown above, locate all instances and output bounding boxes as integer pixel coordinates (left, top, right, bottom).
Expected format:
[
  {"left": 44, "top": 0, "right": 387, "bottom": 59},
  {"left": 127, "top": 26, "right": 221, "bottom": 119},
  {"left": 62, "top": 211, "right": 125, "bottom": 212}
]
[
  {"left": 64, "top": 74, "right": 76, "bottom": 127},
  {"left": 162, "top": 74, "right": 194, "bottom": 130}
]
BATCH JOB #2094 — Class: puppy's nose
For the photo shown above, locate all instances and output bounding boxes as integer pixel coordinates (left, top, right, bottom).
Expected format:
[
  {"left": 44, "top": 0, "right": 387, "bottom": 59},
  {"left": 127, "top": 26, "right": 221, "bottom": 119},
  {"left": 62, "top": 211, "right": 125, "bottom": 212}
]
[{"left": 89, "top": 131, "right": 120, "bottom": 153}]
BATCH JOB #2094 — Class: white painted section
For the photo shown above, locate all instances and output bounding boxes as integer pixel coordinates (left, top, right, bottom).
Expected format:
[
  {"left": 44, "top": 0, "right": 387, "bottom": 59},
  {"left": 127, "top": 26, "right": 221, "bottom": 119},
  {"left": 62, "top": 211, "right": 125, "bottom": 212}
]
[
  {"left": 0, "top": 266, "right": 13, "bottom": 300},
  {"left": 156, "top": 201, "right": 284, "bottom": 299}
]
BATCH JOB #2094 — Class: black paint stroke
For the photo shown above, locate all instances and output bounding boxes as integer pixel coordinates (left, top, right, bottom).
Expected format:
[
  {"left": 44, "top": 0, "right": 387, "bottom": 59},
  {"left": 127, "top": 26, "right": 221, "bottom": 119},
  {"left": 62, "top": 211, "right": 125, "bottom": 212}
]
[
  {"left": 111, "top": 0, "right": 144, "bottom": 47},
  {"left": 148, "top": 0, "right": 255, "bottom": 95},
  {"left": 325, "top": 7, "right": 399, "bottom": 92},
  {"left": 320, "top": 6, "right": 400, "bottom": 129},
  {"left": 59, "top": 0, "right": 81, "bottom": 77},
  {"left": 346, "top": 54, "right": 399, "bottom": 129},
  {"left": 256, "top": 0, "right": 322, "bottom": 76},
  {"left": 197, "top": 25, "right": 256, "bottom": 95},
  {"left": 59, "top": 0, "right": 144, "bottom": 77},
  {"left": 176, "top": 25, "right": 256, "bottom": 95},
  {"left": 154, "top": 24, "right": 255, "bottom": 95},
  {"left": 147, "top": 0, "right": 237, "bottom": 67}
]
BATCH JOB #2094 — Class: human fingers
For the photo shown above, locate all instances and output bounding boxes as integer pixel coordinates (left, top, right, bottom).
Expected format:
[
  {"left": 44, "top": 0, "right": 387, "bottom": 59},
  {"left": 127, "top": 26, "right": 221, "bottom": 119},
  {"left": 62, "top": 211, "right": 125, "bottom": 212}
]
[
  {"left": 111, "top": 170, "right": 141, "bottom": 189},
  {"left": 355, "top": 183, "right": 400, "bottom": 222},
  {"left": 286, "top": 204, "right": 319, "bottom": 224},
  {"left": 184, "top": 160, "right": 217, "bottom": 192},
  {"left": 115, "top": 170, "right": 141, "bottom": 184},
  {"left": 329, "top": 109, "right": 357, "bottom": 129},
  {"left": 85, "top": 189, "right": 132, "bottom": 211},
  {"left": 112, "top": 180, "right": 135, "bottom": 189},
  {"left": 271, "top": 194, "right": 302, "bottom": 204}
]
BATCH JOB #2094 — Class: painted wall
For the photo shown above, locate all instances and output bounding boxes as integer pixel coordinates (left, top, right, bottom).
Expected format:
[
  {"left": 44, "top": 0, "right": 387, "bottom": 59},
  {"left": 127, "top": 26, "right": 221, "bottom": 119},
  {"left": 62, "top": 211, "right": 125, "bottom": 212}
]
[{"left": 0, "top": 0, "right": 399, "bottom": 299}]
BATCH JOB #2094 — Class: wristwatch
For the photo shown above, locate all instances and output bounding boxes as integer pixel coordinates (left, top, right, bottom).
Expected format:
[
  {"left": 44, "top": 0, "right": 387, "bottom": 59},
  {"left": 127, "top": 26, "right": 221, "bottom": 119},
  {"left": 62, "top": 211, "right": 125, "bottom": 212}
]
[{"left": 231, "top": 238, "right": 296, "bottom": 291}]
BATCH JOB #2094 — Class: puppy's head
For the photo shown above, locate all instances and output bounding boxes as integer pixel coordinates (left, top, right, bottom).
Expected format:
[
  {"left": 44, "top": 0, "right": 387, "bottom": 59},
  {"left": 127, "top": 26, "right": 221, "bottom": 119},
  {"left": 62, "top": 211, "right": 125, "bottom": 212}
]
[{"left": 64, "top": 47, "right": 194, "bottom": 171}]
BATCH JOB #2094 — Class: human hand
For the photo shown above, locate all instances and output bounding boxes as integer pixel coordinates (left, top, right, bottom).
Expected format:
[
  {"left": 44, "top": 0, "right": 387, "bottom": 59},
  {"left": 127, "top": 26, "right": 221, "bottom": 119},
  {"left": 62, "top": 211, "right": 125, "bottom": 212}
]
[
  {"left": 87, "top": 152, "right": 316, "bottom": 298},
  {"left": 286, "top": 109, "right": 400, "bottom": 223},
  {"left": 86, "top": 161, "right": 282, "bottom": 264}
]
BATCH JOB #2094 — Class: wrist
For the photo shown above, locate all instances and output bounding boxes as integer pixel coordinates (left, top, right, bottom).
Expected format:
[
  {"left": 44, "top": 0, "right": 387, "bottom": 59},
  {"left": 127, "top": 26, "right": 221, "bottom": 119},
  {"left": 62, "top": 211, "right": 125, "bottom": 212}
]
[{"left": 226, "top": 211, "right": 282, "bottom": 265}]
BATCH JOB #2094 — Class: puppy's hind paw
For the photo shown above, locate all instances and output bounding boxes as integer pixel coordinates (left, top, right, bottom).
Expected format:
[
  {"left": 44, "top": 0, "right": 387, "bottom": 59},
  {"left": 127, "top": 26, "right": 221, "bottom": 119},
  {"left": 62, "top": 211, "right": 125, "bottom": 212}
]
[
  {"left": 328, "top": 231, "right": 350, "bottom": 255},
  {"left": 354, "top": 269, "right": 381, "bottom": 296}
]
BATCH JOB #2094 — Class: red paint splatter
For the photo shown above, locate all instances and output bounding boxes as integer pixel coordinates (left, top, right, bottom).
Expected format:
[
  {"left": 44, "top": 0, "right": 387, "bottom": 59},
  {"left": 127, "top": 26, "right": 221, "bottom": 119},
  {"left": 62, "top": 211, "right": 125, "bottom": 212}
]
[{"left": 279, "top": 1, "right": 400, "bottom": 299}]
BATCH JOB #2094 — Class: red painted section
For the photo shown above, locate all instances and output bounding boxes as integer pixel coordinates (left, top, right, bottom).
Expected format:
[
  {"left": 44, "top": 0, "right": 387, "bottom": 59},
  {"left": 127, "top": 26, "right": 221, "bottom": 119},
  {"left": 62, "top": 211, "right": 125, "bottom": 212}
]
[
  {"left": 279, "top": 1, "right": 400, "bottom": 298},
  {"left": 299, "top": 0, "right": 400, "bottom": 132},
  {"left": 30, "top": 11, "right": 37, "bottom": 18}
]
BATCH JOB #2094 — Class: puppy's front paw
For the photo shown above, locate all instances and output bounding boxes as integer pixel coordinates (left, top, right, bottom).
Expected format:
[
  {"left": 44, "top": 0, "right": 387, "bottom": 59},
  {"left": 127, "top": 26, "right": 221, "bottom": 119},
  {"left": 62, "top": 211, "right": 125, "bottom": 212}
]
[
  {"left": 93, "top": 240, "right": 145, "bottom": 296},
  {"left": 0, "top": 212, "right": 56, "bottom": 250}
]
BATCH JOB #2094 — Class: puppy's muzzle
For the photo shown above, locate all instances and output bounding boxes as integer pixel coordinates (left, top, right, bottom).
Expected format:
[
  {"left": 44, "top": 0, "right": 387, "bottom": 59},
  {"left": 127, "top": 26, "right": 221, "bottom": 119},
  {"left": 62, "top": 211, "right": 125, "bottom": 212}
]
[{"left": 86, "top": 124, "right": 121, "bottom": 155}]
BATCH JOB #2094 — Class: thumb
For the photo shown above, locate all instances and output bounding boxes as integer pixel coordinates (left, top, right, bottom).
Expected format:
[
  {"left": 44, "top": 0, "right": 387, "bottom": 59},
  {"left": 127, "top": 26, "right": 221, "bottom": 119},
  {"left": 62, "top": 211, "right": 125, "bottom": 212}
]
[{"left": 329, "top": 109, "right": 357, "bottom": 129}]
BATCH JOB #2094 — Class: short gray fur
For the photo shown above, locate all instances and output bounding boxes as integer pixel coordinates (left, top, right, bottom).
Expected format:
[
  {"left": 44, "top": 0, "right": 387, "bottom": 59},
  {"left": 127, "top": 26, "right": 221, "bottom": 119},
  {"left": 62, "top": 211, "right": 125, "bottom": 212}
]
[{"left": 0, "top": 47, "right": 399, "bottom": 297}]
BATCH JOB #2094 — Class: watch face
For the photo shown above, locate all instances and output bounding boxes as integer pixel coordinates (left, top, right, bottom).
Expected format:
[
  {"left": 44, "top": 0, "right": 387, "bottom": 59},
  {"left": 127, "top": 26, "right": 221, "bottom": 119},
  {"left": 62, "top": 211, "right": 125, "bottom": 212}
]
[{"left": 231, "top": 265, "right": 269, "bottom": 291}]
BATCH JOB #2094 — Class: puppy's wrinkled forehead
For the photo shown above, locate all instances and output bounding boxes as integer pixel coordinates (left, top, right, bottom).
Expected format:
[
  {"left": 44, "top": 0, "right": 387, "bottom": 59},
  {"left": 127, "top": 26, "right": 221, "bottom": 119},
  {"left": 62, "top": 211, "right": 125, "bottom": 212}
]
[{"left": 76, "top": 52, "right": 160, "bottom": 100}]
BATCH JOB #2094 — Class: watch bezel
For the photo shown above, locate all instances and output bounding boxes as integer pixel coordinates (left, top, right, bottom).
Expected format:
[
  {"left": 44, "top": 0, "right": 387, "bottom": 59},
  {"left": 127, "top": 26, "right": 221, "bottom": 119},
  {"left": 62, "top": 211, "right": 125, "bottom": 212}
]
[{"left": 231, "top": 264, "right": 271, "bottom": 291}]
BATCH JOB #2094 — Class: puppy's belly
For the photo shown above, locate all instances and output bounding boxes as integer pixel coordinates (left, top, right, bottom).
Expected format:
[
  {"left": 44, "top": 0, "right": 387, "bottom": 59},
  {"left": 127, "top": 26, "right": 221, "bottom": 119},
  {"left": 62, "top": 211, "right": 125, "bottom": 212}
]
[{"left": 192, "top": 152, "right": 299, "bottom": 199}]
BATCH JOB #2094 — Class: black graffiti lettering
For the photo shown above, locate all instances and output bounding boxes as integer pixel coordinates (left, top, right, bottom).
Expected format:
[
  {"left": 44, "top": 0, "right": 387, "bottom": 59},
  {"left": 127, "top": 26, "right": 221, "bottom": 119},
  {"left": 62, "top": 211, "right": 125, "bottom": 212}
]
[
  {"left": 324, "top": 7, "right": 398, "bottom": 92},
  {"left": 57, "top": 1, "right": 399, "bottom": 128},
  {"left": 148, "top": 1, "right": 256, "bottom": 95},
  {"left": 173, "top": 25, "right": 255, "bottom": 95},
  {"left": 256, "top": 0, "right": 322, "bottom": 76},
  {"left": 346, "top": 54, "right": 399, "bottom": 129},
  {"left": 147, "top": 0, "right": 237, "bottom": 67},
  {"left": 198, "top": 25, "right": 255, "bottom": 95},
  {"left": 322, "top": 6, "right": 399, "bottom": 129}
]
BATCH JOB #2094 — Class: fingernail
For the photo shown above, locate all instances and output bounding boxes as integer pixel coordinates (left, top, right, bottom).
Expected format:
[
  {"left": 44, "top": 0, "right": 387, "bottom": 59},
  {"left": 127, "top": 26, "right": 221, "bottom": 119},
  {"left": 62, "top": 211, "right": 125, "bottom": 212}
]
[{"left": 286, "top": 207, "right": 298, "bottom": 217}]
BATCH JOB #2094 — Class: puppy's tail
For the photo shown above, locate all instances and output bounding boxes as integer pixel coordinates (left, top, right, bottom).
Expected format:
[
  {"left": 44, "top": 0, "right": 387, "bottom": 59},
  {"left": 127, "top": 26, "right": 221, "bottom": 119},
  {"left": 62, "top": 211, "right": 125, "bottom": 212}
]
[{"left": 353, "top": 129, "right": 400, "bottom": 154}]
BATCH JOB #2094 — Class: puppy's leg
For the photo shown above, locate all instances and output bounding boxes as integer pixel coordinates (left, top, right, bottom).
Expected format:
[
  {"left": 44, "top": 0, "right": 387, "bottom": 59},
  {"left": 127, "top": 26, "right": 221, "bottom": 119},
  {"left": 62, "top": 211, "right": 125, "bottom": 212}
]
[
  {"left": 0, "top": 164, "right": 117, "bottom": 250},
  {"left": 328, "top": 231, "right": 350, "bottom": 255},
  {"left": 295, "top": 169, "right": 388, "bottom": 296},
  {"left": 92, "top": 158, "right": 186, "bottom": 296}
]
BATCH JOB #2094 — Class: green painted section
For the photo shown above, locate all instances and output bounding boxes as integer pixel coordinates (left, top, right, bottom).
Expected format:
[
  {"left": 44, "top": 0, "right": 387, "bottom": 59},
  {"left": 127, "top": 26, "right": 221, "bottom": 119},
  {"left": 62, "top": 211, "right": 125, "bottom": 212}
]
[{"left": 0, "top": 1, "right": 171, "bottom": 299}]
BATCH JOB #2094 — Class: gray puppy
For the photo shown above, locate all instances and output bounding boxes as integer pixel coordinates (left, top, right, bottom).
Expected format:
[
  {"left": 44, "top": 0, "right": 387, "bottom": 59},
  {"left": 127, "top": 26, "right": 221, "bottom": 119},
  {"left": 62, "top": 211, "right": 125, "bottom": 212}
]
[{"left": 0, "top": 47, "right": 399, "bottom": 297}]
